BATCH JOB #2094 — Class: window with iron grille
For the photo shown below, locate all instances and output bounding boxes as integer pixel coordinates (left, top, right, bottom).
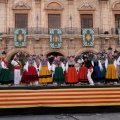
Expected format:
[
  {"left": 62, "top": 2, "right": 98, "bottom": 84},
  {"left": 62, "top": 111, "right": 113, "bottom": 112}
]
[
  {"left": 48, "top": 14, "right": 60, "bottom": 28},
  {"left": 115, "top": 14, "right": 120, "bottom": 29},
  {"left": 15, "top": 14, "right": 28, "bottom": 28},
  {"left": 115, "top": 14, "right": 120, "bottom": 34},
  {"left": 81, "top": 14, "right": 93, "bottom": 28}
]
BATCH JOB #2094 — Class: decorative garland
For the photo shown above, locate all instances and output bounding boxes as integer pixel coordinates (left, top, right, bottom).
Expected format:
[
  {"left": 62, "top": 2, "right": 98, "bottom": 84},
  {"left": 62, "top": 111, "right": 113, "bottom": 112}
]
[{"left": 16, "top": 51, "right": 28, "bottom": 57}]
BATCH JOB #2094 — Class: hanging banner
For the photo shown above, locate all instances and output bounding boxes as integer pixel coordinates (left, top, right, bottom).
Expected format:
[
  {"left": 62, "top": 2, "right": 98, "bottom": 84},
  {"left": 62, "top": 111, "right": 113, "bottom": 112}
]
[
  {"left": 49, "top": 28, "right": 62, "bottom": 48},
  {"left": 118, "top": 28, "right": 120, "bottom": 46},
  {"left": 14, "top": 29, "right": 26, "bottom": 47},
  {"left": 82, "top": 28, "right": 94, "bottom": 46}
]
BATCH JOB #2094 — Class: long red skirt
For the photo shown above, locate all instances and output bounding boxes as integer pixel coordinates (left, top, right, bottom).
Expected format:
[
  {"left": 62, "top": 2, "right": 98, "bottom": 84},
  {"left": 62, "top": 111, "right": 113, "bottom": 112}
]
[
  {"left": 21, "top": 66, "right": 38, "bottom": 83},
  {"left": 66, "top": 67, "right": 78, "bottom": 83},
  {"left": 78, "top": 66, "right": 88, "bottom": 82}
]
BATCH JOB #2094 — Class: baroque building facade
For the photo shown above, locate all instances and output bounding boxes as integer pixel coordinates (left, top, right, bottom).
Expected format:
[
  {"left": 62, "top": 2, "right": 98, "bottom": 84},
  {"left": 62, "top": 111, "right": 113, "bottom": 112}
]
[{"left": 0, "top": 0, "right": 120, "bottom": 59}]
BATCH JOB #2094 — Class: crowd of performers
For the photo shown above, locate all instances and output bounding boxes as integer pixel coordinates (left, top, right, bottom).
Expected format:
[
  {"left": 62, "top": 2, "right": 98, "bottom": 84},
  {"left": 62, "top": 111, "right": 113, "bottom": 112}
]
[{"left": 0, "top": 51, "right": 120, "bottom": 86}]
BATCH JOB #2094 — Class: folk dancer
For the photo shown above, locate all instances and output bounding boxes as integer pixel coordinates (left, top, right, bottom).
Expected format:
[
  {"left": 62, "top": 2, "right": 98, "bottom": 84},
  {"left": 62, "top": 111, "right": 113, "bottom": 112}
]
[
  {"left": 35, "top": 57, "right": 41, "bottom": 76},
  {"left": 117, "top": 56, "right": 120, "bottom": 80},
  {"left": 78, "top": 56, "right": 88, "bottom": 84},
  {"left": 86, "top": 58, "right": 94, "bottom": 85},
  {"left": 100, "top": 54, "right": 107, "bottom": 82},
  {"left": 65, "top": 56, "right": 78, "bottom": 85},
  {"left": 91, "top": 54, "right": 103, "bottom": 84},
  {"left": 52, "top": 56, "right": 65, "bottom": 86},
  {"left": 0, "top": 56, "right": 13, "bottom": 85},
  {"left": 21, "top": 55, "right": 38, "bottom": 86},
  {"left": 105, "top": 53, "right": 118, "bottom": 84},
  {"left": 21, "top": 61, "right": 28, "bottom": 85},
  {"left": 39, "top": 56, "right": 52, "bottom": 86},
  {"left": 11, "top": 55, "right": 22, "bottom": 85}
]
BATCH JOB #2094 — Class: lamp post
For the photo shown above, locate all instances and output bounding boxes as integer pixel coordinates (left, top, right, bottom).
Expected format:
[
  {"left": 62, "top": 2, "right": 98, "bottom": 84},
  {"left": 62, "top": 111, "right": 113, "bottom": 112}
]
[
  {"left": 36, "top": 14, "right": 38, "bottom": 29},
  {"left": 68, "top": 15, "right": 72, "bottom": 56},
  {"left": 70, "top": 14, "right": 72, "bottom": 31}
]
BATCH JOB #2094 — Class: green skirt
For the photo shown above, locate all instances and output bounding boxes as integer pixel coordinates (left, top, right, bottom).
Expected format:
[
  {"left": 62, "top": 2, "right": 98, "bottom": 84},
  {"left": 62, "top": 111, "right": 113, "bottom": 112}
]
[
  {"left": 0, "top": 68, "right": 13, "bottom": 84},
  {"left": 53, "top": 67, "right": 65, "bottom": 84}
]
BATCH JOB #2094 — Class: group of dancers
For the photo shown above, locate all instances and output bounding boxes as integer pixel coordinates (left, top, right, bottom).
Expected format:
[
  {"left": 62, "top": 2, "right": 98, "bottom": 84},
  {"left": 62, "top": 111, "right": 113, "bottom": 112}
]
[{"left": 0, "top": 51, "right": 120, "bottom": 86}]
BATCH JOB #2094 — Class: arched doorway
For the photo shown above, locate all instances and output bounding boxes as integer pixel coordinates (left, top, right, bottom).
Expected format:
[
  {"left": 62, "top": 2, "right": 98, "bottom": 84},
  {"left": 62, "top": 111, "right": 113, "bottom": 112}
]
[
  {"left": 46, "top": 52, "right": 64, "bottom": 64},
  {"left": 47, "top": 52, "right": 64, "bottom": 57},
  {"left": 78, "top": 51, "right": 94, "bottom": 60}
]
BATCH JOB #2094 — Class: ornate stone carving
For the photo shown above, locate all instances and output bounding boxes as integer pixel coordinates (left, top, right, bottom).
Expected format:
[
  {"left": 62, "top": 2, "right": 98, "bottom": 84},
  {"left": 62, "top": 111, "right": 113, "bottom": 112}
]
[
  {"left": 78, "top": 1, "right": 95, "bottom": 11},
  {"left": 113, "top": 2, "right": 120, "bottom": 11},
  {"left": 12, "top": 1, "right": 31, "bottom": 10},
  {"left": 45, "top": 1, "right": 64, "bottom": 11}
]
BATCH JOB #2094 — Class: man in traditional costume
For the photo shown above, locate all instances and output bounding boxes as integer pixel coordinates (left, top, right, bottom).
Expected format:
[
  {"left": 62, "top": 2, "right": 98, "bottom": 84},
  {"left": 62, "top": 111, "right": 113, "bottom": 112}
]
[
  {"left": 39, "top": 56, "right": 52, "bottom": 86},
  {"left": 105, "top": 53, "right": 118, "bottom": 84},
  {"left": 11, "top": 55, "right": 22, "bottom": 86},
  {"left": 65, "top": 56, "right": 78, "bottom": 85},
  {"left": 52, "top": 56, "right": 65, "bottom": 86}
]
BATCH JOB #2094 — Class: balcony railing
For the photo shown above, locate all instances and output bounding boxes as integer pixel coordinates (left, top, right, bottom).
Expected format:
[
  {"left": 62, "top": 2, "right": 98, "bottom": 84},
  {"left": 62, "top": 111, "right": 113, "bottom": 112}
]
[{"left": 7, "top": 27, "right": 99, "bottom": 35}]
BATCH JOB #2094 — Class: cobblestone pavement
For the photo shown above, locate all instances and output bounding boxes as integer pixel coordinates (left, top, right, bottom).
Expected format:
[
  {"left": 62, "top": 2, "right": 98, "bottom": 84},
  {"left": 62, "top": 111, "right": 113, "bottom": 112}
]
[{"left": 0, "top": 113, "right": 120, "bottom": 120}]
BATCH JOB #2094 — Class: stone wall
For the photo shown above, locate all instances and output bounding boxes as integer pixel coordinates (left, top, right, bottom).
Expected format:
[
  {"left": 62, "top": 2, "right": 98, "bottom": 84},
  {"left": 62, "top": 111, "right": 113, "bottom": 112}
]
[{"left": 0, "top": 0, "right": 119, "bottom": 60}]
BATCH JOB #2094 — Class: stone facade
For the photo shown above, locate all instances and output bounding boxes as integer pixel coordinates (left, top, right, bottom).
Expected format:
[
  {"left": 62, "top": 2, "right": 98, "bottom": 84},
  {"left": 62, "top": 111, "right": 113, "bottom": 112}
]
[{"left": 0, "top": 0, "right": 120, "bottom": 59}]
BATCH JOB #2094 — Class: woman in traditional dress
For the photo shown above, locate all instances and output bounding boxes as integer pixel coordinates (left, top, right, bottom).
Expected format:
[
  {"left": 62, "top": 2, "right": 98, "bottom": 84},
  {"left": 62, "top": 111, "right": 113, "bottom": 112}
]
[
  {"left": 105, "top": 53, "right": 118, "bottom": 84},
  {"left": 65, "top": 56, "right": 78, "bottom": 85},
  {"left": 21, "top": 61, "right": 28, "bottom": 85},
  {"left": 91, "top": 54, "right": 103, "bottom": 84},
  {"left": 52, "top": 56, "right": 65, "bottom": 86},
  {"left": 21, "top": 55, "right": 38, "bottom": 86},
  {"left": 39, "top": 56, "right": 52, "bottom": 86},
  {"left": 78, "top": 57, "right": 88, "bottom": 84},
  {"left": 0, "top": 56, "right": 13, "bottom": 85},
  {"left": 86, "top": 58, "right": 94, "bottom": 85}
]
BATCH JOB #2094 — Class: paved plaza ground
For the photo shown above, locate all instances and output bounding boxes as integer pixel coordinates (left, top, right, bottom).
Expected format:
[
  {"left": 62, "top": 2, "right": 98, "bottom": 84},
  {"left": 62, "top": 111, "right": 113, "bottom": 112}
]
[{"left": 0, "top": 113, "right": 120, "bottom": 120}]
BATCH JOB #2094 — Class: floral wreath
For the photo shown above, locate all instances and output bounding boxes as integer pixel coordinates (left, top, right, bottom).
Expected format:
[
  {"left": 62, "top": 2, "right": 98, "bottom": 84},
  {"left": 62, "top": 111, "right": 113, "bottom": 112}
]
[{"left": 16, "top": 51, "right": 29, "bottom": 57}]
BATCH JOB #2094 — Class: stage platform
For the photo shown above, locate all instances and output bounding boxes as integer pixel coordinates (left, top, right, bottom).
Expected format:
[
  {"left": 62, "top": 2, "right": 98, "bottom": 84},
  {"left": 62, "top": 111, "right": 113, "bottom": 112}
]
[{"left": 0, "top": 84, "right": 120, "bottom": 115}]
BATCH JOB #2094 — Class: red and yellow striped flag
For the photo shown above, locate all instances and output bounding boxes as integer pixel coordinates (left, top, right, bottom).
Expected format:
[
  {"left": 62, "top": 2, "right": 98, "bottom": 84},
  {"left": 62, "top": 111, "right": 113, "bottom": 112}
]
[{"left": 0, "top": 88, "right": 120, "bottom": 109}]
